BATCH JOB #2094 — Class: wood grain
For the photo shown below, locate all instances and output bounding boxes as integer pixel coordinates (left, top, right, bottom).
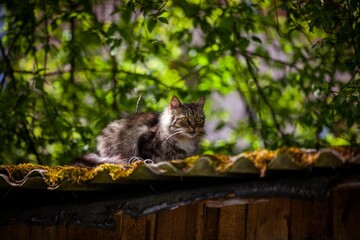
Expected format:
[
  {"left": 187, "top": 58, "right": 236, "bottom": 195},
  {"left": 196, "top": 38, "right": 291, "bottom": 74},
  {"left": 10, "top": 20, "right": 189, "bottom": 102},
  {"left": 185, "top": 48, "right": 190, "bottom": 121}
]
[{"left": 1, "top": 190, "right": 360, "bottom": 240}]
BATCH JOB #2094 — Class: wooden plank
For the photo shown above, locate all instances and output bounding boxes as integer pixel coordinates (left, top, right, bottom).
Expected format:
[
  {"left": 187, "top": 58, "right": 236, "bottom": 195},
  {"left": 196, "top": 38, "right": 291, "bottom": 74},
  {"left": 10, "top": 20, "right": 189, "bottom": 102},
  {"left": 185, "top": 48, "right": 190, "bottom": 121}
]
[
  {"left": 201, "top": 206, "right": 219, "bottom": 240},
  {"left": 54, "top": 223, "right": 67, "bottom": 240},
  {"left": 40, "top": 225, "right": 57, "bottom": 240},
  {"left": 66, "top": 223, "right": 117, "bottom": 240},
  {"left": 309, "top": 196, "right": 333, "bottom": 240},
  {"left": 30, "top": 224, "right": 42, "bottom": 240},
  {"left": 217, "top": 204, "right": 246, "bottom": 240},
  {"left": 114, "top": 212, "right": 124, "bottom": 238},
  {"left": 245, "top": 203, "right": 257, "bottom": 240},
  {"left": 246, "top": 198, "right": 290, "bottom": 240},
  {"left": 3, "top": 191, "right": 360, "bottom": 240},
  {"left": 185, "top": 203, "right": 200, "bottom": 240},
  {"left": 195, "top": 201, "right": 205, "bottom": 240},
  {"left": 289, "top": 199, "right": 312, "bottom": 239},
  {"left": 145, "top": 214, "right": 157, "bottom": 240},
  {"left": 66, "top": 224, "right": 84, "bottom": 240},
  {"left": 0, "top": 224, "right": 19, "bottom": 240},
  {"left": 117, "top": 213, "right": 147, "bottom": 240},
  {"left": 18, "top": 223, "right": 31, "bottom": 240},
  {"left": 155, "top": 205, "right": 191, "bottom": 240},
  {"left": 333, "top": 189, "right": 360, "bottom": 240}
]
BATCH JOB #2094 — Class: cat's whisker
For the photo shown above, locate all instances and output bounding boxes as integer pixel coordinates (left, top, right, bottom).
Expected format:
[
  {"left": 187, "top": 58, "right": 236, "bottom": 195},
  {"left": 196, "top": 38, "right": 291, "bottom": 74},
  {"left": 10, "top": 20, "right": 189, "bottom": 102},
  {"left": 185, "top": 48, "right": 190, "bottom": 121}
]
[{"left": 161, "top": 130, "right": 184, "bottom": 145}]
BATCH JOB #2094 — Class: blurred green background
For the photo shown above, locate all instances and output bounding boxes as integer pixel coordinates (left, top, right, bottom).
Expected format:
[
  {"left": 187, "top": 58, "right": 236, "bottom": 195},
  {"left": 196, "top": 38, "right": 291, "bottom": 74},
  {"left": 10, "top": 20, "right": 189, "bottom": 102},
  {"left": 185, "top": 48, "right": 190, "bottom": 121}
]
[{"left": 0, "top": 0, "right": 359, "bottom": 165}]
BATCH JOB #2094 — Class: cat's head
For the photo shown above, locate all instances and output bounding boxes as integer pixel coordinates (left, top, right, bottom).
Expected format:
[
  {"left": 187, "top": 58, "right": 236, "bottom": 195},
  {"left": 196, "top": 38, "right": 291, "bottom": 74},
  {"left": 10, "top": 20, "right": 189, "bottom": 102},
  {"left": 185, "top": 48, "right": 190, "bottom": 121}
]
[{"left": 161, "top": 96, "right": 206, "bottom": 140}]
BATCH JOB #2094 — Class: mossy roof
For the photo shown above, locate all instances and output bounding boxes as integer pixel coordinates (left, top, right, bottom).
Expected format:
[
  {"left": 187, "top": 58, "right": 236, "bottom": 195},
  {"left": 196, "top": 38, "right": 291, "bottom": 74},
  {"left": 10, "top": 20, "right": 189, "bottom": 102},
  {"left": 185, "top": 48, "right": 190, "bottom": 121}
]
[
  {"left": 1, "top": 146, "right": 360, "bottom": 226},
  {"left": 1, "top": 146, "right": 359, "bottom": 190}
]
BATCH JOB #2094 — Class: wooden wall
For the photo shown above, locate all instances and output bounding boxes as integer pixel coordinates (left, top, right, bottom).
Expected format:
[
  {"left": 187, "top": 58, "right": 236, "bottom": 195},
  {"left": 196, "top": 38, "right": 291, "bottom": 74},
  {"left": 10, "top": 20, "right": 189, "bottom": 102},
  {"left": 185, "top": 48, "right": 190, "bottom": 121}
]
[{"left": 1, "top": 188, "right": 359, "bottom": 240}]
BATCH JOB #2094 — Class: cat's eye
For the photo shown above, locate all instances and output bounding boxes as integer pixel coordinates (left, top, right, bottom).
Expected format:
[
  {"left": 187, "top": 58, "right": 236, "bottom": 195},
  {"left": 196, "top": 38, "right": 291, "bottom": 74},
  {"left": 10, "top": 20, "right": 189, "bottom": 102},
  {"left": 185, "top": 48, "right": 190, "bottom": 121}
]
[
  {"left": 196, "top": 117, "right": 204, "bottom": 123},
  {"left": 181, "top": 117, "right": 190, "bottom": 123}
]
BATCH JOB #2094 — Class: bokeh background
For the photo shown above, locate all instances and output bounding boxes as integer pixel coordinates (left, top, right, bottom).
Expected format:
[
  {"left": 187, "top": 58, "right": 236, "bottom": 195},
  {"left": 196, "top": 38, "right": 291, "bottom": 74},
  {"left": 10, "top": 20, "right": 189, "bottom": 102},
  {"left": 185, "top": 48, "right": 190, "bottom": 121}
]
[{"left": 0, "top": 0, "right": 359, "bottom": 165}]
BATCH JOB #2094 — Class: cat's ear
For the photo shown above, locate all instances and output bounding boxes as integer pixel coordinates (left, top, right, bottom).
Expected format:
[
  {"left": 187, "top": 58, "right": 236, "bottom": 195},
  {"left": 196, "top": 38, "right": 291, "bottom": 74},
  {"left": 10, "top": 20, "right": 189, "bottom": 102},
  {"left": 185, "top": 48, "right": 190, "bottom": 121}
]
[
  {"left": 195, "top": 97, "right": 205, "bottom": 109},
  {"left": 170, "top": 96, "right": 182, "bottom": 109}
]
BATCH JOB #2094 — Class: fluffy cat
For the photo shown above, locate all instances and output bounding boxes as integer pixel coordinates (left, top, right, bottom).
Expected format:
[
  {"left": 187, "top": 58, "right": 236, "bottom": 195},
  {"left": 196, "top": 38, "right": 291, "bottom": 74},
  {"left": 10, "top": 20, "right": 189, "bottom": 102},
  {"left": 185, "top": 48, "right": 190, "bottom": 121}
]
[{"left": 72, "top": 96, "right": 205, "bottom": 166}]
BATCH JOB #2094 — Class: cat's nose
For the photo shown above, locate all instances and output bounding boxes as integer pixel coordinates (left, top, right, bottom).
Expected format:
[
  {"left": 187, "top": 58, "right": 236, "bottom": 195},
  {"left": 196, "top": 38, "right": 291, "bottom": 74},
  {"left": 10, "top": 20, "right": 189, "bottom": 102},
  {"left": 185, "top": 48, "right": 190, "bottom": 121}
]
[{"left": 190, "top": 126, "right": 197, "bottom": 134}]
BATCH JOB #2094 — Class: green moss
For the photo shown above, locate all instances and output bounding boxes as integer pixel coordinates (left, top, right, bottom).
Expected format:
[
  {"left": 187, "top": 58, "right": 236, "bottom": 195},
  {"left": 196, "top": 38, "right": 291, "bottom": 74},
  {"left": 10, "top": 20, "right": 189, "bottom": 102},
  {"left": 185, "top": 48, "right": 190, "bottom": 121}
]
[
  {"left": 1, "top": 163, "right": 50, "bottom": 180},
  {"left": 0, "top": 162, "right": 144, "bottom": 187},
  {"left": 1, "top": 147, "right": 358, "bottom": 187},
  {"left": 171, "top": 154, "right": 231, "bottom": 172}
]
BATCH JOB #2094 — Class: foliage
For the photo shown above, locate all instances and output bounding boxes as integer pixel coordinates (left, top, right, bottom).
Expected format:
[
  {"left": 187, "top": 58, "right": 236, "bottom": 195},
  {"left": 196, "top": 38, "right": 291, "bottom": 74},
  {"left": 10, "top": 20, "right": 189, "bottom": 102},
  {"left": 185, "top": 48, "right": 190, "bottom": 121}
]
[{"left": 0, "top": 0, "right": 359, "bottom": 165}]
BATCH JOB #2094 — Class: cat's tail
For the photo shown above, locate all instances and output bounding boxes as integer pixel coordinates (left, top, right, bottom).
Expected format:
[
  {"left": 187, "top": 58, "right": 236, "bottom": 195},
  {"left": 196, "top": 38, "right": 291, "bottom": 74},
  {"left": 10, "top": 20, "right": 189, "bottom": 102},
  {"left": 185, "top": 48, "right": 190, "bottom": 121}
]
[{"left": 71, "top": 153, "right": 127, "bottom": 167}]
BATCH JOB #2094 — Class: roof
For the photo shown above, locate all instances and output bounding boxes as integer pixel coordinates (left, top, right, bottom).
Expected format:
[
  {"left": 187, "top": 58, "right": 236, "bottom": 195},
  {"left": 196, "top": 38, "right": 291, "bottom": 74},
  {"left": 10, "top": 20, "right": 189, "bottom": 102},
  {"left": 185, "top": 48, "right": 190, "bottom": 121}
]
[
  {"left": 1, "top": 147, "right": 359, "bottom": 189},
  {"left": 1, "top": 147, "right": 360, "bottom": 228}
]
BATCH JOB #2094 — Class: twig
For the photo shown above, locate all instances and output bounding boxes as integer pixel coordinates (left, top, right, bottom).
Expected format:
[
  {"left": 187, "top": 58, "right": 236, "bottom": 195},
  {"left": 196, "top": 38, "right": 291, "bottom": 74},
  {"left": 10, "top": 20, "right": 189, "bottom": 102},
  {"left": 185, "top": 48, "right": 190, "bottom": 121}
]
[
  {"left": 136, "top": 94, "right": 143, "bottom": 113},
  {"left": 273, "top": 0, "right": 285, "bottom": 38},
  {"left": 43, "top": 1, "right": 50, "bottom": 80},
  {"left": 296, "top": 0, "right": 312, "bottom": 33},
  {"left": 110, "top": 54, "right": 118, "bottom": 111},
  {"left": 68, "top": 4, "right": 79, "bottom": 113},
  {"left": 345, "top": 0, "right": 360, "bottom": 68},
  {"left": 244, "top": 55, "right": 285, "bottom": 138},
  {"left": 12, "top": 68, "right": 172, "bottom": 88},
  {"left": 21, "top": 121, "right": 44, "bottom": 165},
  {"left": 0, "top": 40, "right": 16, "bottom": 91},
  {"left": 234, "top": 65, "right": 260, "bottom": 133}
]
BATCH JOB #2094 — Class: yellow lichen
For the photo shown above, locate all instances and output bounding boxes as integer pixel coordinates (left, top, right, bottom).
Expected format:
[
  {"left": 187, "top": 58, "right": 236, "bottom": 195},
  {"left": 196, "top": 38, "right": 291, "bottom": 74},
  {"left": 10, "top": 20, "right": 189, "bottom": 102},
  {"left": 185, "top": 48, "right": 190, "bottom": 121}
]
[
  {"left": 1, "top": 163, "right": 50, "bottom": 180},
  {"left": 170, "top": 155, "right": 200, "bottom": 171},
  {"left": 170, "top": 154, "right": 230, "bottom": 172},
  {"left": 1, "top": 147, "right": 358, "bottom": 187},
  {"left": 326, "top": 146, "right": 360, "bottom": 160},
  {"left": 95, "top": 162, "right": 142, "bottom": 180},
  {"left": 0, "top": 162, "right": 143, "bottom": 187},
  {"left": 241, "top": 149, "right": 276, "bottom": 176},
  {"left": 206, "top": 154, "right": 231, "bottom": 172},
  {"left": 277, "top": 147, "right": 318, "bottom": 167}
]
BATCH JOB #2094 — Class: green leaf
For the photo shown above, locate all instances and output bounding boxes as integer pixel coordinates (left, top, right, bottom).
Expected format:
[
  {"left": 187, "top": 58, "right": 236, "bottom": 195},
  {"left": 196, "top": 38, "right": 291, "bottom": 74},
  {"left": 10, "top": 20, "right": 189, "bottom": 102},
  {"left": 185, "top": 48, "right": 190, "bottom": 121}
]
[
  {"left": 147, "top": 18, "right": 157, "bottom": 33},
  {"left": 252, "top": 36, "right": 262, "bottom": 44},
  {"left": 158, "top": 17, "right": 169, "bottom": 24},
  {"left": 238, "top": 38, "right": 250, "bottom": 51}
]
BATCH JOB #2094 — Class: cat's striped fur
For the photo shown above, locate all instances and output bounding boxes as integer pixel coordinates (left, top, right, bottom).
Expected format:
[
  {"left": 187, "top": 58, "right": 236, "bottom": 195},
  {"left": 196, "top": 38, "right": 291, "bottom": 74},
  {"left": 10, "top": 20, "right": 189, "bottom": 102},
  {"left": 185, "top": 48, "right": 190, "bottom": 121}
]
[{"left": 72, "top": 96, "right": 205, "bottom": 166}]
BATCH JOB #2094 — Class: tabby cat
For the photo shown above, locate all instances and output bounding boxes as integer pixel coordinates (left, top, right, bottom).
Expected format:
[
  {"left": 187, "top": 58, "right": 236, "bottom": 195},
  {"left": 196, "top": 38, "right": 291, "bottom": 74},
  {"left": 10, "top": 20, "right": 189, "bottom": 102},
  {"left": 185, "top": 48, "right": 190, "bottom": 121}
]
[{"left": 72, "top": 96, "right": 205, "bottom": 166}]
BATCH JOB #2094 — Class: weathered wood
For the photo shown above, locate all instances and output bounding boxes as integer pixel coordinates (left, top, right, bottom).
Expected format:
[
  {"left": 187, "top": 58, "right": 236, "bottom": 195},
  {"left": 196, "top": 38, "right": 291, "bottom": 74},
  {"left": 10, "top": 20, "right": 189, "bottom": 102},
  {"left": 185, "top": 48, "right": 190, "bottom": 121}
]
[
  {"left": 66, "top": 223, "right": 117, "bottom": 240},
  {"left": 1, "top": 190, "right": 360, "bottom": 240},
  {"left": 333, "top": 189, "right": 360, "bottom": 240},
  {"left": 0, "top": 223, "right": 19, "bottom": 240},
  {"left": 145, "top": 214, "right": 157, "bottom": 240},
  {"left": 30, "top": 224, "right": 42, "bottom": 240},
  {"left": 18, "top": 224, "right": 31, "bottom": 240},
  {"left": 185, "top": 203, "right": 200, "bottom": 240},
  {"left": 202, "top": 206, "right": 219, "bottom": 240},
  {"left": 309, "top": 196, "right": 333, "bottom": 240},
  {"left": 155, "top": 204, "right": 197, "bottom": 240},
  {"left": 195, "top": 201, "right": 205, "bottom": 240},
  {"left": 54, "top": 224, "right": 67, "bottom": 240},
  {"left": 38, "top": 225, "right": 56, "bottom": 240},
  {"left": 245, "top": 203, "right": 257, "bottom": 240},
  {"left": 217, "top": 204, "right": 247, "bottom": 240},
  {"left": 116, "top": 213, "right": 148, "bottom": 240},
  {"left": 249, "top": 199, "right": 290, "bottom": 240},
  {"left": 288, "top": 199, "right": 312, "bottom": 239}
]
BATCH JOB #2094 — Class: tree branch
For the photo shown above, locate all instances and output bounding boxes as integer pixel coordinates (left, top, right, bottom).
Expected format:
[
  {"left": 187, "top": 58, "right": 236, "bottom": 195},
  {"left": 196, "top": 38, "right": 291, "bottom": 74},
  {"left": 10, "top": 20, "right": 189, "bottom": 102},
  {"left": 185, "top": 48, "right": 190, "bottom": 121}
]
[
  {"left": 21, "top": 121, "right": 44, "bottom": 165},
  {"left": 345, "top": 0, "right": 360, "bottom": 68},
  {"left": 244, "top": 54, "right": 285, "bottom": 139},
  {"left": 0, "top": 40, "right": 16, "bottom": 92},
  {"left": 43, "top": 1, "right": 50, "bottom": 79},
  {"left": 12, "top": 68, "right": 172, "bottom": 88}
]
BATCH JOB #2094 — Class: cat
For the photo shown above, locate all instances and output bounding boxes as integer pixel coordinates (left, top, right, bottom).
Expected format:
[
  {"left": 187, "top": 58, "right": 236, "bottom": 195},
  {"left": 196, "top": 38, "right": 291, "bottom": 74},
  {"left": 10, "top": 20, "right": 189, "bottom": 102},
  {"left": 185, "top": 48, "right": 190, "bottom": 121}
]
[{"left": 72, "top": 96, "right": 205, "bottom": 166}]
